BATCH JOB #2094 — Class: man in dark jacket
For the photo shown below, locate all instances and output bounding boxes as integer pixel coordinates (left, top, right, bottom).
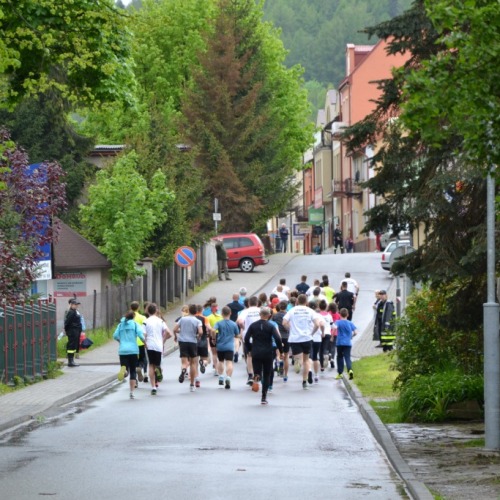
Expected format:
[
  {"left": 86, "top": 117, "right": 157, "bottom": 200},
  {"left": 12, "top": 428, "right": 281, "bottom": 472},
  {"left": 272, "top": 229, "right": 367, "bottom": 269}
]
[
  {"left": 64, "top": 299, "right": 82, "bottom": 367},
  {"left": 215, "top": 238, "right": 231, "bottom": 281},
  {"left": 376, "top": 290, "right": 396, "bottom": 352},
  {"left": 334, "top": 281, "right": 356, "bottom": 320},
  {"left": 245, "top": 307, "right": 283, "bottom": 405}
]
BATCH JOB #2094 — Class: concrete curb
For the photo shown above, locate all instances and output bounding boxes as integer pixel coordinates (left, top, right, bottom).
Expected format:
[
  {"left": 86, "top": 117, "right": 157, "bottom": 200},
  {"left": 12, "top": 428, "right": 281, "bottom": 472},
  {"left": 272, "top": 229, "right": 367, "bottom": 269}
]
[{"left": 343, "top": 378, "right": 434, "bottom": 500}]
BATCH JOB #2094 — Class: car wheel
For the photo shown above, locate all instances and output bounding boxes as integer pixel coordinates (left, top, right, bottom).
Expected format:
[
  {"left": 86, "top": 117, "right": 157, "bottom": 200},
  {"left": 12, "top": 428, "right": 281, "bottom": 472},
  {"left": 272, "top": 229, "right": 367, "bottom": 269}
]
[{"left": 240, "top": 258, "right": 255, "bottom": 272}]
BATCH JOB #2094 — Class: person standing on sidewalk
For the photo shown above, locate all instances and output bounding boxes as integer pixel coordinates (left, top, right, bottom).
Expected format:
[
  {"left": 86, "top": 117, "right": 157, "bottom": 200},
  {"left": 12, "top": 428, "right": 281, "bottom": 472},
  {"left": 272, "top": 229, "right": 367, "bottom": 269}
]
[
  {"left": 64, "top": 298, "right": 82, "bottom": 367},
  {"left": 245, "top": 306, "right": 283, "bottom": 405},
  {"left": 143, "top": 303, "right": 170, "bottom": 395},
  {"left": 334, "top": 308, "right": 358, "bottom": 380},
  {"left": 279, "top": 223, "right": 289, "bottom": 253},
  {"left": 215, "top": 238, "right": 231, "bottom": 281},
  {"left": 174, "top": 304, "right": 203, "bottom": 392},
  {"left": 376, "top": 290, "right": 396, "bottom": 352},
  {"left": 113, "top": 310, "right": 145, "bottom": 399}
]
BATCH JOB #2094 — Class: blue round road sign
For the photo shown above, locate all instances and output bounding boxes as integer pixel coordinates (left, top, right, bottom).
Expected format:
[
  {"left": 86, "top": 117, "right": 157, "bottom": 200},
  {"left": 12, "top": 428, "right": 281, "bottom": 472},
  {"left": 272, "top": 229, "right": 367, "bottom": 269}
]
[{"left": 174, "top": 246, "right": 196, "bottom": 268}]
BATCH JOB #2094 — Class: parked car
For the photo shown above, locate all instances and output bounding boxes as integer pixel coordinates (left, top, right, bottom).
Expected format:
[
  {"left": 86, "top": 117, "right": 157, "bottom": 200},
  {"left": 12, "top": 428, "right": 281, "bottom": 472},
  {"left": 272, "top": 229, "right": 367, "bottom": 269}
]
[
  {"left": 380, "top": 239, "right": 411, "bottom": 271},
  {"left": 214, "top": 233, "right": 269, "bottom": 272}
]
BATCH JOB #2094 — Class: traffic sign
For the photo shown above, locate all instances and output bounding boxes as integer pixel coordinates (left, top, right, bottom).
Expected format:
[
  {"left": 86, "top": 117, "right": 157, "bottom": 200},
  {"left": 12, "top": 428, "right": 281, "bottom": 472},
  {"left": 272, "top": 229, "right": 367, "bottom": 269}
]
[
  {"left": 174, "top": 246, "right": 197, "bottom": 268},
  {"left": 213, "top": 212, "right": 221, "bottom": 221}
]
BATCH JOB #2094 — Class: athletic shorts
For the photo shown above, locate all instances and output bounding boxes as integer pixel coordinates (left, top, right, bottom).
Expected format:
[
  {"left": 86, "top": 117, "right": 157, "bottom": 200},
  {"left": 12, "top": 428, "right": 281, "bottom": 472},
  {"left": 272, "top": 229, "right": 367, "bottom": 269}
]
[
  {"left": 119, "top": 354, "right": 138, "bottom": 380},
  {"left": 290, "top": 340, "right": 312, "bottom": 356},
  {"left": 311, "top": 341, "right": 322, "bottom": 361},
  {"left": 179, "top": 341, "right": 198, "bottom": 359},
  {"left": 147, "top": 349, "right": 162, "bottom": 367},
  {"left": 217, "top": 351, "right": 234, "bottom": 362},
  {"left": 197, "top": 345, "right": 209, "bottom": 358},
  {"left": 281, "top": 338, "right": 290, "bottom": 353}
]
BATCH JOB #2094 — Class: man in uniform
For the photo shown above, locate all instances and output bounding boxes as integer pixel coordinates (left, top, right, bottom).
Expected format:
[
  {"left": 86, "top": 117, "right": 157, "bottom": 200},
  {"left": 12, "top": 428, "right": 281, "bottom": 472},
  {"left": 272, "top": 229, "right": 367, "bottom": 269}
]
[
  {"left": 64, "top": 299, "right": 82, "bottom": 367},
  {"left": 376, "top": 290, "right": 396, "bottom": 351}
]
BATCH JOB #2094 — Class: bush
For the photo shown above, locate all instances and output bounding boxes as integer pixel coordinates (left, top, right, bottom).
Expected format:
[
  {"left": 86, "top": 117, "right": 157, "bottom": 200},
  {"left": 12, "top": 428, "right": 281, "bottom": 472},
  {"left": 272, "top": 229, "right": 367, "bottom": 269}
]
[
  {"left": 392, "top": 285, "right": 483, "bottom": 391},
  {"left": 399, "top": 370, "right": 484, "bottom": 422}
]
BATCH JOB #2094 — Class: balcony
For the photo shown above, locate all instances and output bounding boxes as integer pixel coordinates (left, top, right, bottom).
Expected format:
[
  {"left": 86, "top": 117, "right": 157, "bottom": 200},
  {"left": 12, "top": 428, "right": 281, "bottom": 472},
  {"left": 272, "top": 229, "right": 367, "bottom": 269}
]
[
  {"left": 295, "top": 208, "right": 309, "bottom": 222},
  {"left": 331, "top": 121, "right": 348, "bottom": 138},
  {"left": 331, "top": 178, "right": 363, "bottom": 197}
]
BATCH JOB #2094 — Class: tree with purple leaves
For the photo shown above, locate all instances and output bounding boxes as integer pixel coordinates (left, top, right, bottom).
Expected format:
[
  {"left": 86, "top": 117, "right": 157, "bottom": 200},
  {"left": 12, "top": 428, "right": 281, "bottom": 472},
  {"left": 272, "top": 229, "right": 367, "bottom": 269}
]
[{"left": 0, "top": 129, "right": 67, "bottom": 301}]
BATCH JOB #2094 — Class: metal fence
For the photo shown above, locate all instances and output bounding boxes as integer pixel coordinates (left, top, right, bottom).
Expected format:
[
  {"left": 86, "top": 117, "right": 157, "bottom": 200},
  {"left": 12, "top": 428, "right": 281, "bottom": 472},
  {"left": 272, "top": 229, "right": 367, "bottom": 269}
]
[
  {"left": 65, "top": 242, "right": 218, "bottom": 332},
  {"left": 0, "top": 299, "right": 57, "bottom": 383},
  {"left": 1, "top": 243, "right": 217, "bottom": 383}
]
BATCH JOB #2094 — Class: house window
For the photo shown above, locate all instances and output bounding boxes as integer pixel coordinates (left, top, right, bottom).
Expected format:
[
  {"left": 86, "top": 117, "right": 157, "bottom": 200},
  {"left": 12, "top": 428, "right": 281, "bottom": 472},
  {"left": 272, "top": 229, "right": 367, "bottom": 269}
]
[{"left": 353, "top": 156, "right": 365, "bottom": 182}]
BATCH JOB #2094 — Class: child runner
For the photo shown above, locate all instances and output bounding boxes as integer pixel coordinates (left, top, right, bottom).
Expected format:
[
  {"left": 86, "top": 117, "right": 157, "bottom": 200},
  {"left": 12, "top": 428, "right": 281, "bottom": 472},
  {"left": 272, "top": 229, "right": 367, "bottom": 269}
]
[{"left": 334, "top": 308, "right": 358, "bottom": 380}]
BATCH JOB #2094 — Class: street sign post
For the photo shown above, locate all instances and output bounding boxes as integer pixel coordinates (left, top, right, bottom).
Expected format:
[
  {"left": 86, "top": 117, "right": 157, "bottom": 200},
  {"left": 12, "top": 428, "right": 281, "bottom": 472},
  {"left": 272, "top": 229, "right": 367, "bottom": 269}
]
[{"left": 174, "top": 246, "right": 197, "bottom": 304}]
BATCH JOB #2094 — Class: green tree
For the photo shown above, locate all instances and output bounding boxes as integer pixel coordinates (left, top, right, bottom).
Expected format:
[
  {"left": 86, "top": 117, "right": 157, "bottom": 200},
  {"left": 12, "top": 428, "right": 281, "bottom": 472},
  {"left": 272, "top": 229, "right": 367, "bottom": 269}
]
[
  {"left": 0, "top": 93, "right": 95, "bottom": 215},
  {"left": 342, "top": 0, "right": 489, "bottom": 329},
  {"left": 402, "top": 0, "right": 500, "bottom": 171},
  {"left": 0, "top": 0, "right": 135, "bottom": 109},
  {"left": 181, "top": 0, "right": 312, "bottom": 232},
  {"left": 79, "top": 152, "right": 174, "bottom": 283}
]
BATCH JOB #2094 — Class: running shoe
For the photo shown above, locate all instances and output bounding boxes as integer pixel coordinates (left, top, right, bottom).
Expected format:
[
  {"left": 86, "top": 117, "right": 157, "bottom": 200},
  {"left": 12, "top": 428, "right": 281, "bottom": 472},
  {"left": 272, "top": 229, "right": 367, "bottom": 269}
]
[
  {"left": 268, "top": 386, "right": 273, "bottom": 393},
  {"left": 190, "top": 384, "right": 195, "bottom": 392},
  {"left": 307, "top": 371, "right": 313, "bottom": 385},
  {"left": 349, "top": 369, "right": 354, "bottom": 380},
  {"left": 330, "top": 360, "right": 335, "bottom": 369},
  {"left": 225, "top": 378, "right": 231, "bottom": 390},
  {"left": 219, "top": 377, "right": 224, "bottom": 386},
  {"left": 179, "top": 368, "right": 186, "bottom": 383},
  {"left": 247, "top": 377, "right": 254, "bottom": 387},
  {"left": 261, "top": 399, "right": 268, "bottom": 405},
  {"left": 213, "top": 369, "right": 218, "bottom": 376},
  {"left": 314, "top": 376, "right": 319, "bottom": 384},
  {"left": 199, "top": 359, "right": 206, "bottom": 374},
  {"left": 251, "top": 377, "right": 260, "bottom": 392},
  {"left": 283, "top": 376, "right": 288, "bottom": 383},
  {"left": 294, "top": 359, "right": 301, "bottom": 374},
  {"left": 195, "top": 380, "right": 201, "bottom": 388},
  {"left": 144, "top": 376, "right": 149, "bottom": 383},
  {"left": 151, "top": 389, "right": 157, "bottom": 395},
  {"left": 335, "top": 373, "right": 343, "bottom": 380},
  {"left": 155, "top": 367, "right": 163, "bottom": 382},
  {"left": 185, "top": 371, "right": 189, "bottom": 379},
  {"left": 137, "top": 367, "right": 144, "bottom": 382},
  {"left": 135, "top": 381, "right": 138, "bottom": 389},
  {"left": 234, "top": 352, "right": 239, "bottom": 363},
  {"left": 302, "top": 380, "right": 308, "bottom": 390},
  {"left": 117, "top": 366, "right": 126, "bottom": 382},
  {"left": 130, "top": 392, "right": 134, "bottom": 399}
]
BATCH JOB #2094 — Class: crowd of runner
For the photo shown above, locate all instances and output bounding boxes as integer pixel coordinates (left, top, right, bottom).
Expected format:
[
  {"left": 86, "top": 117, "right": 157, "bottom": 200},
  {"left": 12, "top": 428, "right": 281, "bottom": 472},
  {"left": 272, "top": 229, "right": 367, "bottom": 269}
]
[{"left": 113, "top": 274, "right": 361, "bottom": 404}]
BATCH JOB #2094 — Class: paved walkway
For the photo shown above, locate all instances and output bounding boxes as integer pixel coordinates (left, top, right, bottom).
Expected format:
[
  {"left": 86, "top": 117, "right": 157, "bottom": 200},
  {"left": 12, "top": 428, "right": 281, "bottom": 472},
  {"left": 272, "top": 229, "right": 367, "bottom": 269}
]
[{"left": 0, "top": 253, "right": 431, "bottom": 499}]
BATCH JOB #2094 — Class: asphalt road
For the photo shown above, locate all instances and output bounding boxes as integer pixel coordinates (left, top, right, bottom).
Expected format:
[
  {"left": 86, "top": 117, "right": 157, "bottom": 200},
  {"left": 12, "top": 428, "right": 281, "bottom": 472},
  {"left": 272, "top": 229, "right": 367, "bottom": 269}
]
[{"left": 0, "top": 252, "right": 405, "bottom": 499}]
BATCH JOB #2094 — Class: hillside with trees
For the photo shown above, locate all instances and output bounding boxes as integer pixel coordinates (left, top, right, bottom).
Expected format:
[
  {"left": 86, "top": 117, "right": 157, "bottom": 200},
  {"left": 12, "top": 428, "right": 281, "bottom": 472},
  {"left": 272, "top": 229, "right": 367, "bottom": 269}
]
[{"left": 263, "top": 0, "right": 413, "bottom": 114}]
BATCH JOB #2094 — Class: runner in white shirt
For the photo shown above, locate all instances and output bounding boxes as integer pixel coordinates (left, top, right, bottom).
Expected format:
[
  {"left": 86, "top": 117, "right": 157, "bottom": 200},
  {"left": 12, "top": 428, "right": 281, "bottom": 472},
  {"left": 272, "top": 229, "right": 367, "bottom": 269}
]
[
  {"left": 237, "top": 296, "right": 261, "bottom": 386},
  {"left": 283, "top": 294, "right": 324, "bottom": 390},
  {"left": 271, "top": 278, "right": 290, "bottom": 297},
  {"left": 340, "top": 272, "right": 359, "bottom": 296},
  {"left": 310, "top": 304, "right": 327, "bottom": 384},
  {"left": 306, "top": 279, "right": 322, "bottom": 297},
  {"left": 143, "top": 303, "right": 170, "bottom": 395}
]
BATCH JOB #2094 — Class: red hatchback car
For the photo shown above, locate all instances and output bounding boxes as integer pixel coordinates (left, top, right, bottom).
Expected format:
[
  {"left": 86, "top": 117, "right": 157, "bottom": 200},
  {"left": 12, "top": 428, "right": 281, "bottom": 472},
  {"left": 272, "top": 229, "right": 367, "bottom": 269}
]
[{"left": 215, "top": 233, "right": 268, "bottom": 272}]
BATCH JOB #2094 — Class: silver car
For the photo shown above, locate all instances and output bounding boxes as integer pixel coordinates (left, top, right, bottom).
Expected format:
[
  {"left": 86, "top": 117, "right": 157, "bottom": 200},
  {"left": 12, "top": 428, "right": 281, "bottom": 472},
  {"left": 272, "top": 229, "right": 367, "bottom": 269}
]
[{"left": 380, "top": 240, "right": 411, "bottom": 271}]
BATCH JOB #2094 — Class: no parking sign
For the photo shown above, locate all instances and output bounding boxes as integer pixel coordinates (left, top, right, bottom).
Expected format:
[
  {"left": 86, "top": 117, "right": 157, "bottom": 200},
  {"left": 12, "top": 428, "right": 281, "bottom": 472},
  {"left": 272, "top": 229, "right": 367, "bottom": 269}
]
[{"left": 174, "top": 246, "right": 196, "bottom": 268}]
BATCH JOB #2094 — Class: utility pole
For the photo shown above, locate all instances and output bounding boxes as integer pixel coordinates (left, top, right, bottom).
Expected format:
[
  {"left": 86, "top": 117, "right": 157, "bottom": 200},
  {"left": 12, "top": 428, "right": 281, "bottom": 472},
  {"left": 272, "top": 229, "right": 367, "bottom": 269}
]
[{"left": 484, "top": 169, "right": 499, "bottom": 450}]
